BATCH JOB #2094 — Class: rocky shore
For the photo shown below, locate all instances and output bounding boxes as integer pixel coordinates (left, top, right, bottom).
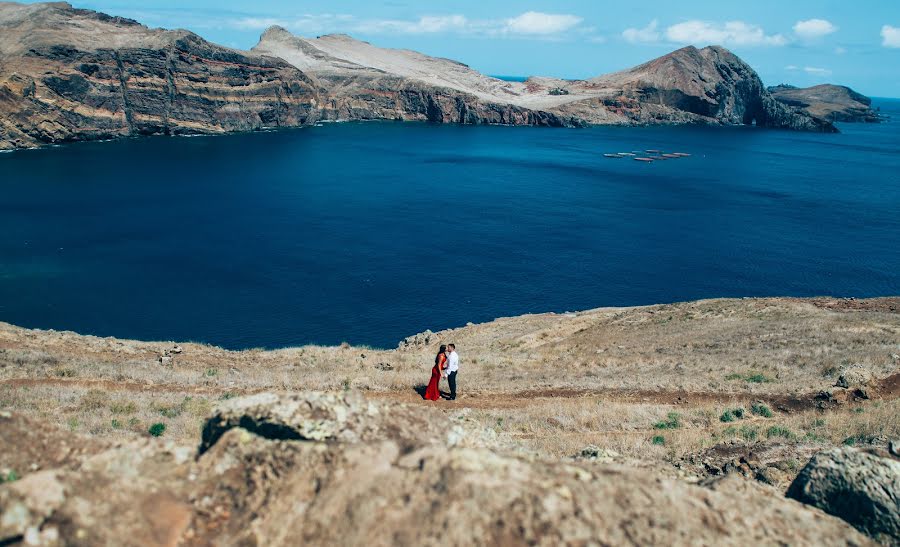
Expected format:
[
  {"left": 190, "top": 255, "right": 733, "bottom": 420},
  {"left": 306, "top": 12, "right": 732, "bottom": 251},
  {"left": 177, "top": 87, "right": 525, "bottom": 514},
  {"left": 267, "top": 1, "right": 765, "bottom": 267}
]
[{"left": 0, "top": 2, "right": 840, "bottom": 151}]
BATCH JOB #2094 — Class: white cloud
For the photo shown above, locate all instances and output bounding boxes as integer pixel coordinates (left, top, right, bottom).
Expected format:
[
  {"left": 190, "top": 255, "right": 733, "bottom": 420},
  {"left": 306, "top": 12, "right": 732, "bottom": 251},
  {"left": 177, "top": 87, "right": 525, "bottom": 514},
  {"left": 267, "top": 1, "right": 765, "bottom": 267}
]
[
  {"left": 793, "top": 19, "right": 837, "bottom": 39},
  {"left": 666, "top": 20, "right": 787, "bottom": 46},
  {"left": 355, "top": 15, "right": 469, "bottom": 35},
  {"left": 503, "top": 12, "right": 582, "bottom": 35},
  {"left": 622, "top": 20, "right": 660, "bottom": 44},
  {"left": 229, "top": 11, "right": 590, "bottom": 39},
  {"left": 786, "top": 65, "right": 832, "bottom": 76},
  {"left": 882, "top": 25, "right": 900, "bottom": 48},
  {"left": 231, "top": 14, "right": 353, "bottom": 34},
  {"left": 834, "top": 46, "right": 847, "bottom": 54}
]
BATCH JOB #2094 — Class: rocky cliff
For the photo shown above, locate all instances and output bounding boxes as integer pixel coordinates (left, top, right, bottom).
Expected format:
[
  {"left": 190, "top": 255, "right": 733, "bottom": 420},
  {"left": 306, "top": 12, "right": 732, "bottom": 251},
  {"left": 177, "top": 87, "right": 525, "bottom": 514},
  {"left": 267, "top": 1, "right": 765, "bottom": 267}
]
[
  {"left": 0, "top": 2, "right": 836, "bottom": 151},
  {"left": 255, "top": 28, "right": 836, "bottom": 133},
  {"left": 0, "top": 2, "right": 322, "bottom": 150},
  {"left": 769, "top": 84, "right": 881, "bottom": 123}
]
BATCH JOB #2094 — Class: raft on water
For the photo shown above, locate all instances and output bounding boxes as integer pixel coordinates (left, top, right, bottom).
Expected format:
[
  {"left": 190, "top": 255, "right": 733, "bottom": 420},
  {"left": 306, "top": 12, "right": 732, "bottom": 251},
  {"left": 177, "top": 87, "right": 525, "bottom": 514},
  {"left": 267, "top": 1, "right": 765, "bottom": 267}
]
[
  {"left": 603, "top": 153, "right": 623, "bottom": 158},
  {"left": 634, "top": 157, "right": 654, "bottom": 162}
]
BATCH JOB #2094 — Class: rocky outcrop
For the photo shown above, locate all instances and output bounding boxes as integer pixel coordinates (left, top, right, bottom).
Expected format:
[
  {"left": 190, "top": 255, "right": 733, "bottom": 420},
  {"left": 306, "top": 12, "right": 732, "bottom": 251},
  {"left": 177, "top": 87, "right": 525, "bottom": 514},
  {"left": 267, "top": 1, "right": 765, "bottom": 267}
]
[
  {"left": 0, "top": 2, "right": 321, "bottom": 150},
  {"left": 787, "top": 448, "right": 900, "bottom": 543},
  {"left": 769, "top": 84, "right": 881, "bottom": 123},
  {"left": 0, "top": 394, "right": 877, "bottom": 546},
  {"left": 582, "top": 46, "right": 836, "bottom": 132}
]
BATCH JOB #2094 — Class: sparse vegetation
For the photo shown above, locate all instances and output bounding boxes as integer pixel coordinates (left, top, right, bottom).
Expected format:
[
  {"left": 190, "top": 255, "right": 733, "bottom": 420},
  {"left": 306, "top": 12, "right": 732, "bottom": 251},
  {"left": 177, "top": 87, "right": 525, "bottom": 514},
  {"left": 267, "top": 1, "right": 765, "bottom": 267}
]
[
  {"left": 653, "top": 412, "right": 682, "bottom": 430},
  {"left": 750, "top": 403, "right": 773, "bottom": 418},
  {"left": 148, "top": 422, "right": 166, "bottom": 437},
  {"left": 0, "top": 470, "right": 19, "bottom": 483},
  {"left": 0, "top": 296, "right": 896, "bottom": 482},
  {"left": 727, "top": 373, "right": 773, "bottom": 384},
  {"left": 719, "top": 408, "right": 745, "bottom": 422},
  {"left": 205, "top": 368, "right": 218, "bottom": 377},
  {"left": 765, "top": 426, "right": 795, "bottom": 440}
]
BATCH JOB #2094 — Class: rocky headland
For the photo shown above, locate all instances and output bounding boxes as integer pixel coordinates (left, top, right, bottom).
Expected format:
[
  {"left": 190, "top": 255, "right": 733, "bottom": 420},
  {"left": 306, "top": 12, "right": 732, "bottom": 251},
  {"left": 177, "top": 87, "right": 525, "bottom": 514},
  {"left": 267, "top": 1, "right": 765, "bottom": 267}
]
[
  {"left": 0, "top": 1, "right": 840, "bottom": 151},
  {"left": 769, "top": 84, "right": 882, "bottom": 123}
]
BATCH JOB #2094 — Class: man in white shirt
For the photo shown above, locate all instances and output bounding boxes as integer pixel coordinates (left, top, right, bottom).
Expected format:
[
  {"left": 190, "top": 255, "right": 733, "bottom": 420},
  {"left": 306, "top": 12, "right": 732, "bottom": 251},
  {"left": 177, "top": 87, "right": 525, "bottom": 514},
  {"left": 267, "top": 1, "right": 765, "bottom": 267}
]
[{"left": 446, "top": 343, "right": 459, "bottom": 400}]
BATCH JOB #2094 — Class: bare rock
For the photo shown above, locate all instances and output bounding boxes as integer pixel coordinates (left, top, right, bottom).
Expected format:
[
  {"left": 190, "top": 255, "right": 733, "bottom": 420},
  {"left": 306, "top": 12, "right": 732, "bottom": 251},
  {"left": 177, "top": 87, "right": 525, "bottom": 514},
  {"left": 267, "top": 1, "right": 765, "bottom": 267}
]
[
  {"left": 835, "top": 365, "right": 874, "bottom": 389},
  {"left": 398, "top": 329, "right": 434, "bottom": 349},
  {"left": 787, "top": 447, "right": 900, "bottom": 543},
  {"left": 189, "top": 429, "right": 871, "bottom": 546},
  {"left": 199, "top": 391, "right": 446, "bottom": 454}
]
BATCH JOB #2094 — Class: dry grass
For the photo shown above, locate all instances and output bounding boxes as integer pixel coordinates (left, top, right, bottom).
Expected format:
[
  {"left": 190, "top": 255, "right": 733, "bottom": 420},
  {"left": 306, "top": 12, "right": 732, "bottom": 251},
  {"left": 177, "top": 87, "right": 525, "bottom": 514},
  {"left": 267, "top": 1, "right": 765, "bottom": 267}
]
[{"left": 0, "top": 297, "right": 897, "bottom": 474}]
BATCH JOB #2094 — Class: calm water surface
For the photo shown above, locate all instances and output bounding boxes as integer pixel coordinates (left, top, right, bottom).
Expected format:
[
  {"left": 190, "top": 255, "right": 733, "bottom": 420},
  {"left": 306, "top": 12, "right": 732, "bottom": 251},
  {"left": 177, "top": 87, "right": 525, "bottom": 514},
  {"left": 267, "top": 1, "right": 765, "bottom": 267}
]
[{"left": 1, "top": 100, "right": 898, "bottom": 348}]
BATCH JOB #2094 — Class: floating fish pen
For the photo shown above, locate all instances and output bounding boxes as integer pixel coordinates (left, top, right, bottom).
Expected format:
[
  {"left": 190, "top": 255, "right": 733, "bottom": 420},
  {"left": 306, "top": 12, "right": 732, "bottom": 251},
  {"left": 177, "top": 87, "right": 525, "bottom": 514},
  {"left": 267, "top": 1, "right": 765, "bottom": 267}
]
[{"left": 634, "top": 157, "right": 654, "bottom": 162}]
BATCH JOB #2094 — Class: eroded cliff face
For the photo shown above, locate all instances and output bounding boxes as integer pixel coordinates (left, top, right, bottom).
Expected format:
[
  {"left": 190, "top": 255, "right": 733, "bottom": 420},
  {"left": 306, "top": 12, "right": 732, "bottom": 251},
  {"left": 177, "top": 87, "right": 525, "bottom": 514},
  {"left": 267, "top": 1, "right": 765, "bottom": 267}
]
[{"left": 0, "top": 2, "right": 322, "bottom": 150}]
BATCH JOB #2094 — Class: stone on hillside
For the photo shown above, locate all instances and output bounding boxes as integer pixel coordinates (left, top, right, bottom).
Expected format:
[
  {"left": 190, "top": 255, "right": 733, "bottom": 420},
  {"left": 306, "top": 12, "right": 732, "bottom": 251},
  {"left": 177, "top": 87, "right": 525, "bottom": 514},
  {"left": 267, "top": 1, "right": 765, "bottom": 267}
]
[
  {"left": 787, "top": 447, "right": 900, "bottom": 543},
  {"left": 199, "top": 391, "right": 445, "bottom": 454},
  {"left": 835, "top": 365, "right": 874, "bottom": 389}
]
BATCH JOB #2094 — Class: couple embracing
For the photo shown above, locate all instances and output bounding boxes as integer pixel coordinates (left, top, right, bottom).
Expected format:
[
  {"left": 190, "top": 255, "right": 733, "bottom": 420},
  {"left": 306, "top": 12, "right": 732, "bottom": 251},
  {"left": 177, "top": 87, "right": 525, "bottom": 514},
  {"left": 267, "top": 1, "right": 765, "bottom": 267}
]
[{"left": 424, "top": 343, "right": 459, "bottom": 401}]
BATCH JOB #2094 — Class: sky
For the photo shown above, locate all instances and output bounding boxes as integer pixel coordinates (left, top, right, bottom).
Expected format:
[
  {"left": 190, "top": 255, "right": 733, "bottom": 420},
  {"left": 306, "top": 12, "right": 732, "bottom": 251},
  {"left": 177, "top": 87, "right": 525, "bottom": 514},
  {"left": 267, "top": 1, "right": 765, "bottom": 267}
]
[{"left": 26, "top": 0, "right": 900, "bottom": 97}]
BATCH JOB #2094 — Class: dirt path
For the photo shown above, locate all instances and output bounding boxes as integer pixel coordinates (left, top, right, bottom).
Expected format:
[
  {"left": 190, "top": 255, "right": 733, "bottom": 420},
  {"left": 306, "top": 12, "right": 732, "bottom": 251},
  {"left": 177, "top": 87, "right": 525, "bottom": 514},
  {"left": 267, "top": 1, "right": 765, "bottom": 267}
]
[{"left": 7, "top": 374, "right": 894, "bottom": 413}]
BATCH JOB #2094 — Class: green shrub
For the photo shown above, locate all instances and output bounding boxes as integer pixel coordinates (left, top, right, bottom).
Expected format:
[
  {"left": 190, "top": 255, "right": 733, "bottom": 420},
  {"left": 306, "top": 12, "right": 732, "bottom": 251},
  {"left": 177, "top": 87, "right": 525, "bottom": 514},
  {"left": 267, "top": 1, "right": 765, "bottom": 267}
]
[
  {"left": 842, "top": 437, "right": 856, "bottom": 446},
  {"left": 720, "top": 408, "right": 745, "bottom": 422},
  {"left": 109, "top": 401, "right": 137, "bottom": 415},
  {"left": 750, "top": 403, "right": 773, "bottom": 418},
  {"left": 205, "top": 368, "right": 218, "bottom": 377},
  {"left": 651, "top": 435, "right": 665, "bottom": 445},
  {"left": 148, "top": 423, "right": 166, "bottom": 437},
  {"left": 157, "top": 405, "right": 182, "bottom": 418},
  {"left": 220, "top": 392, "right": 236, "bottom": 400},
  {"left": 738, "top": 425, "right": 758, "bottom": 441},
  {"left": 745, "top": 373, "right": 772, "bottom": 384},
  {"left": 765, "top": 426, "right": 795, "bottom": 440},
  {"left": 0, "top": 470, "right": 19, "bottom": 483},
  {"left": 653, "top": 412, "right": 682, "bottom": 430},
  {"left": 111, "top": 419, "right": 122, "bottom": 429},
  {"left": 726, "top": 372, "right": 773, "bottom": 383}
]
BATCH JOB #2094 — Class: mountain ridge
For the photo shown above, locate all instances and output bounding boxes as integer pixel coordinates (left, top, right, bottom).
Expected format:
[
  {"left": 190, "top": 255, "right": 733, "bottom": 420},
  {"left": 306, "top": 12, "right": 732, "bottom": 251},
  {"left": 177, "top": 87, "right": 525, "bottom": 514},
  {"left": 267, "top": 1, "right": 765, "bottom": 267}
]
[{"left": 0, "top": 1, "right": 838, "bottom": 150}]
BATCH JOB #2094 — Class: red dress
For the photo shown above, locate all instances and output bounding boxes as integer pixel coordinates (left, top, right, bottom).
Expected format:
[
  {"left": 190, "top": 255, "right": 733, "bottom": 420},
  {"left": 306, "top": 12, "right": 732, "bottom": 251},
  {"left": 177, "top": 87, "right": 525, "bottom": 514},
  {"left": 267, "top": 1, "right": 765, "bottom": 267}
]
[{"left": 424, "top": 353, "right": 446, "bottom": 401}]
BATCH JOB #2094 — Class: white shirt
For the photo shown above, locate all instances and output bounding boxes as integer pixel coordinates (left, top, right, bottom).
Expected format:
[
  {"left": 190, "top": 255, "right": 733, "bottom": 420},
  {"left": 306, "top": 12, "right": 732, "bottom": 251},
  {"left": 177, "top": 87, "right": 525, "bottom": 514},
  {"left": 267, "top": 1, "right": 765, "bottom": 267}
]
[{"left": 447, "top": 351, "right": 459, "bottom": 373}]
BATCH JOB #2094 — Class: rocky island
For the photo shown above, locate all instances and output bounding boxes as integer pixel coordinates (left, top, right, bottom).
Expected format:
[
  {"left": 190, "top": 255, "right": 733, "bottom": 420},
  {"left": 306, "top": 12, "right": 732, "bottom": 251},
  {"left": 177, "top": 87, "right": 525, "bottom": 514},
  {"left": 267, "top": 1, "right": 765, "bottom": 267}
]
[
  {"left": 0, "top": 1, "right": 839, "bottom": 151},
  {"left": 769, "top": 84, "right": 882, "bottom": 123}
]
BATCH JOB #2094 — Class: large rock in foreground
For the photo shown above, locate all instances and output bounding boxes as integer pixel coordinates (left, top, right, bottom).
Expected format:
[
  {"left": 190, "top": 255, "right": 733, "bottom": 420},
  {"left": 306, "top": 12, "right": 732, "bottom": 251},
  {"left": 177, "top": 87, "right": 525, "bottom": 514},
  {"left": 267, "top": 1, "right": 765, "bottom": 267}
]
[
  {"left": 787, "top": 448, "right": 900, "bottom": 544},
  {"left": 0, "top": 393, "right": 876, "bottom": 546}
]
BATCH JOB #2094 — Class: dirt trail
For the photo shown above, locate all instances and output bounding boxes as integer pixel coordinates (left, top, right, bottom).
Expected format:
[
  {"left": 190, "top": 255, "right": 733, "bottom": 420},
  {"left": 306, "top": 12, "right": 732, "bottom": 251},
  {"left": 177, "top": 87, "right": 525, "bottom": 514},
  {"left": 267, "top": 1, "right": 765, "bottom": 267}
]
[{"left": 8, "top": 373, "right": 894, "bottom": 413}]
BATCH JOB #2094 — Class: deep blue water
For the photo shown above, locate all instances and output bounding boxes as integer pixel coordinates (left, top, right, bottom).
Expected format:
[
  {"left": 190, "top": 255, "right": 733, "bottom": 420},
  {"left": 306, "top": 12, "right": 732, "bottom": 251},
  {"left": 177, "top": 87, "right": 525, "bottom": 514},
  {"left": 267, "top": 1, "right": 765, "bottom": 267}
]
[{"left": 1, "top": 100, "right": 899, "bottom": 349}]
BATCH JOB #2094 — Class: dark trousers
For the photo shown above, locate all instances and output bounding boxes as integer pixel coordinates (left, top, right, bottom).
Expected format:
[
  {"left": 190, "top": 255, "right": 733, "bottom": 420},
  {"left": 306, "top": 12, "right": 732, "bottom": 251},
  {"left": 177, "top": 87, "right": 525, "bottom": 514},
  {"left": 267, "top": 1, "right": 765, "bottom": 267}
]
[{"left": 447, "top": 371, "right": 457, "bottom": 399}]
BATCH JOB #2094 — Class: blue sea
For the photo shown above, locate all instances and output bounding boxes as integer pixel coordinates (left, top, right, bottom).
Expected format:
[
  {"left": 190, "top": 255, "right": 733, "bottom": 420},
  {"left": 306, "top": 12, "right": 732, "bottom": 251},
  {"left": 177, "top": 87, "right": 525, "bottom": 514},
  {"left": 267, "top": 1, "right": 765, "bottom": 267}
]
[{"left": 1, "top": 100, "right": 898, "bottom": 349}]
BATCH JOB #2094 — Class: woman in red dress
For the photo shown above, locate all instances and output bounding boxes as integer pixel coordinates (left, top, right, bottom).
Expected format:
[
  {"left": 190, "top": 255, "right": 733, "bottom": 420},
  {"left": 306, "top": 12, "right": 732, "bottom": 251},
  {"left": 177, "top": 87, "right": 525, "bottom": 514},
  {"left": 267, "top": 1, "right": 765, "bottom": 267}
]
[{"left": 424, "top": 344, "right": 447, "bottom": 401}]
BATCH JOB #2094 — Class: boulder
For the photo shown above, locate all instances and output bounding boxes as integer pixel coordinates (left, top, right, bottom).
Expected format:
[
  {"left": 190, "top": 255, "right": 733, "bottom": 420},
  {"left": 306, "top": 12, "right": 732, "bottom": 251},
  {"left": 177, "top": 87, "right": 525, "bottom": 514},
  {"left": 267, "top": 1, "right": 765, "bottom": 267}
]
[
  {"left": 787, "top": 447, "right": 900, "bottom": 543},
  {"left": 199, "top": 391, "right": 449, "bottom": 454},
  {"left": 835, "top": 366, "right": 874, "bottom": 389}
]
